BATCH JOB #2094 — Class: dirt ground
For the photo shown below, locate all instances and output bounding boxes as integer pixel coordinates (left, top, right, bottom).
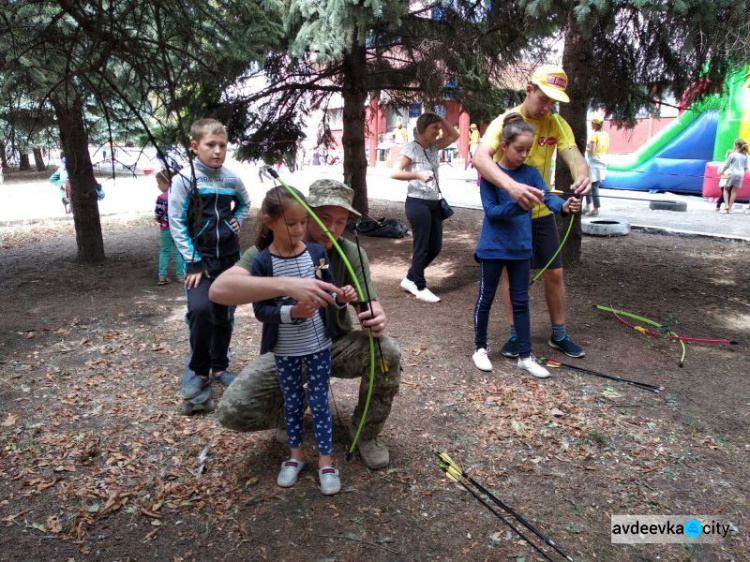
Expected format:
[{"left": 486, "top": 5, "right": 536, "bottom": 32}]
[{"left": 0, "top": 203, "right": 748, "bottom": 562}]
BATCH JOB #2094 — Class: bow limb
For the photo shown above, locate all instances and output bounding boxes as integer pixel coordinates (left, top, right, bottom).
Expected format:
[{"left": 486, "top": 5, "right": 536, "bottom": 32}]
[
  {"left": 597, "top": 304, "right": 686, "bottom": 367},
  {"left": 594, "top": 305, "right": 736, "bottom": 345},
  {"left": 269, "top": 171, "right": 376, "bottom": 458}
]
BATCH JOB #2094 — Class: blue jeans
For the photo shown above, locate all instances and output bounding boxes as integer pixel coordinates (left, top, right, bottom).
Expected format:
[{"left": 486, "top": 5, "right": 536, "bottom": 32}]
[
  {"left": 275, "top": 350, "right": 333, "bottom": 455},
  {"left": 474, "top": 259, "right": 532, "bottom": 358}
]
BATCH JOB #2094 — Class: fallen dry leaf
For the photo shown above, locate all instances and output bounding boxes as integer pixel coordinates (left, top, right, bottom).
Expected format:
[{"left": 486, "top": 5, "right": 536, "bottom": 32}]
[
  {"left": 2, "top": 510, "right": 30, "bottom": 526},
  {"left": 46, "top": 515, "right": 63, "bottom": 533}
]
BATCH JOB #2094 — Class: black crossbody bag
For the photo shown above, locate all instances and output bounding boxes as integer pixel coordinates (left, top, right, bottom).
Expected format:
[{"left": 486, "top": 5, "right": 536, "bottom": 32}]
[{"left": 420, "top": 145, "right": 454, "bottom": 220}]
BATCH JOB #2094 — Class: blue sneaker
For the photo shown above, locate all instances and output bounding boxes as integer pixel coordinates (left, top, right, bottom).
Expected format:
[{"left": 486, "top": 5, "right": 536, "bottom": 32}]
[
  {"left": 500, "top": 337, "right": 519, "bottom": 358},
  {"left": 548, "top": 335, "right": 585, "bottom": 358}
]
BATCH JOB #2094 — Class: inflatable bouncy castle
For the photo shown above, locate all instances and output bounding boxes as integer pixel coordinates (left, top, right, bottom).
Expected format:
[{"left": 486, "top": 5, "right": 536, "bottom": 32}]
[{"left": 602, "top": 67, "right": 750, "bottom": 198}]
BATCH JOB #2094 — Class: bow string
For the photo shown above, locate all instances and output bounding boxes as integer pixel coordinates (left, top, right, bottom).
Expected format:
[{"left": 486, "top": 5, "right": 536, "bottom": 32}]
[{"left": 531, "top": 108, "right": 580, "bottom": 285}]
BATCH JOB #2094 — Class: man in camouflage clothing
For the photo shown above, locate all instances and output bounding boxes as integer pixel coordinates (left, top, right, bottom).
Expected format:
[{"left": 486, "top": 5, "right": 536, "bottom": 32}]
[{"left": 210, "top": 179, "right": 400, "bottom": 469}]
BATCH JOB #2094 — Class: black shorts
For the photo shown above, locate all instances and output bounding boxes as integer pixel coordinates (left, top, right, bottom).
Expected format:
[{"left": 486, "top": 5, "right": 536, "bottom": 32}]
[{"left": 530, "top": 213, "right": 563, "bottom": 270}]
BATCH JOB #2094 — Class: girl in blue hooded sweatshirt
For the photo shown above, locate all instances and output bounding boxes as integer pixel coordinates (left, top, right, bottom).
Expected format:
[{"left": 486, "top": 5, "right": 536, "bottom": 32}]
[{"left": 472, "top": 113, "right": 580, "bottom": 377}]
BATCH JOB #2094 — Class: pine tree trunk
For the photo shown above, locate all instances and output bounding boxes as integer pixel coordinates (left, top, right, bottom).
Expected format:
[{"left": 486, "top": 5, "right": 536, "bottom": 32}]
[
  {"left": 33, "top": 147, "right": 46, "bottom": 171},
  {"left": 0, "top": 141, "right": 7, "bottom": 169},
  {"left": 52, "top": 97, "right": 105, "bottom": 263},
  {"left": 341, "top": 42, "right": 369, "bottom": 215},
  {"left": 19, "top": 153, "right": 31, "bottom": 171},
  {"left": 556, "top": 12, "right": 594, "bottom": 269}
]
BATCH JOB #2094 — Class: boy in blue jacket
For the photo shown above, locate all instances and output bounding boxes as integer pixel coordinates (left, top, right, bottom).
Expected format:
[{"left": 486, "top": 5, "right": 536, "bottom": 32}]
[{"left": 169, "top": 119, "right": 250, "bottom": 403}]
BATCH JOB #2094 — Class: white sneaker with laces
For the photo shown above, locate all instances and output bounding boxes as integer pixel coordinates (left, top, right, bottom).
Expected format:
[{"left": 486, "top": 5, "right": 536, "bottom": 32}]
[
  {"left": 472, "top": 348, "right": 493, "bottom": 372},
  {"left": 517, "top": 355, "right": 550, "bottom": 379},
  {"left": 400, "top": 277, "right": 419, "bottom": 296},
  {"left": 415, "top": 287, "right": 441, "bottom": 303}
]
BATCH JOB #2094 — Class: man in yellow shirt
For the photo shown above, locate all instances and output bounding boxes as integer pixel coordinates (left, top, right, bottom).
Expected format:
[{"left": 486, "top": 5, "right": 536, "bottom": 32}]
[
  {"left": 466, "top": 123, "right": 480, "bottom": 170},
  {"left": 394, "top": 119, "right": 408, "bottom": 144},
  {"left": 584, "top": 116, "right": 609, "bottom": 216},
  {"left": 473, "top": 64, "right": 591, "bottom": 361}
]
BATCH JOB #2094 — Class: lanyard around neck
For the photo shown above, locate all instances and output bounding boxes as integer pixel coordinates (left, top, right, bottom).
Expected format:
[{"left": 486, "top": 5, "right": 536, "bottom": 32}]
[{"left": 418, "top": 144, "right": 441, "bottom": 194}]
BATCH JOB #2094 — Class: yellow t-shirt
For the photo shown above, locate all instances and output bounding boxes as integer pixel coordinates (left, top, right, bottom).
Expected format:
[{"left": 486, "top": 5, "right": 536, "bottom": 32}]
[
  {"left": 481, "top": 105, "right": 574, "bottom": 218},
  {"left": 589, "top": 130, "right": 609, "bottom": 157},
  {"left": 470, "top": 130, "right": 480, "bottom": 146}
]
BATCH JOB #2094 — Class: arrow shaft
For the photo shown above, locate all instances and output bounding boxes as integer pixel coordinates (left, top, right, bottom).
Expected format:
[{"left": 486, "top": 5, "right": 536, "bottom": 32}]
[
  {"left": 555, "top": 360, "right": 662, "bottom": 392},
  {"left": 455, "top": 479, "right": 556, "bottom": 562},
  {"left": 434, "top": 450, "right": 575, "bottom": 561},
  {"left": 466, "top": 475, "right": 575, "bottom": 561}
]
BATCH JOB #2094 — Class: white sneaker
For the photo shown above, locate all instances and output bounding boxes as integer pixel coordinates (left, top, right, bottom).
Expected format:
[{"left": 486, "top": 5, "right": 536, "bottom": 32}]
[
  {"left": 472, "top": 348, "right": 493, "bottom": 372},
  {"left": 277, "top": 459, "right": 305, "bottom": 487},
  {"left": 415, "top": 288, "right": 441, "bottom": 303},
  {"left": 517, "top": 355, "right": 550, "bottom": 379},
  {"left": 318, "top": 466, "right": 341, "bottom": 495},
  {"left": 400, "top": 277, "right": 418, "bottom": 296}
]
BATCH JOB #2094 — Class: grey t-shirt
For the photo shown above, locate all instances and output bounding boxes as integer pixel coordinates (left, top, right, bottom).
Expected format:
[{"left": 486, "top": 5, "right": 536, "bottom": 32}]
[
  {"left": 721, "top": 152, "right": 748, "bottom": 181},
  {"left": 401, "top": 141, "right": 440, "bottom": 200}
]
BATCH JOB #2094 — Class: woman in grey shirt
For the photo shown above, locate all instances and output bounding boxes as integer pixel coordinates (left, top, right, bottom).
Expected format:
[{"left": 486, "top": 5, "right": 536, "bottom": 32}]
[{"left": 391, "top": 112, "right": 459, "bottom": 303}]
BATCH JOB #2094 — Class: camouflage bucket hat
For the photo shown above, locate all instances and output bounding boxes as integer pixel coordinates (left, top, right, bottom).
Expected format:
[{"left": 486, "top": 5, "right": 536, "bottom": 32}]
[{"left": 307, "top": 179, "right": 361, "bottom": 217}]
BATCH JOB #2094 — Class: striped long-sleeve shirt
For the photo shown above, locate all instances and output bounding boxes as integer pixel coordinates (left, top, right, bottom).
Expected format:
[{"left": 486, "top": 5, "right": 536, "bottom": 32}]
[{"left": 251, "top": 243, "right": 341, "bottom": 356}]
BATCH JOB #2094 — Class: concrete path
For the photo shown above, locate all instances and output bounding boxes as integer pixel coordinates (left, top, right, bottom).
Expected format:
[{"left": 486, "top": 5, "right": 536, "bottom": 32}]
[{"left": 1, "top": 159, "right": 748, "bottom": 242}]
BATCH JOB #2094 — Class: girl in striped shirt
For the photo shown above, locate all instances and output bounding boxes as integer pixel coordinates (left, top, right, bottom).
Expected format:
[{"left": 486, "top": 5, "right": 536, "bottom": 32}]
[{"left": 251, "top": 186, "right": 356, "bottom": 495}]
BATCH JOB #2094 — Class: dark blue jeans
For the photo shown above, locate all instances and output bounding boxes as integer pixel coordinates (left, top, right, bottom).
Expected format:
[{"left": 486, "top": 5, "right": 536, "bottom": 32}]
[
  {"left": 186, "top": 253, "right": 239, "bottom": 375},
  {"left": 474, "top": 258, "right": 532, "bottom": 358}
]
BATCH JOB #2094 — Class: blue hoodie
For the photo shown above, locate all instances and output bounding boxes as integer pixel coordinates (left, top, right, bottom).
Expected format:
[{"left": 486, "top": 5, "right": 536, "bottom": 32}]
[{"left": 475, "top": 163, "right": 564, "bottom": 261}]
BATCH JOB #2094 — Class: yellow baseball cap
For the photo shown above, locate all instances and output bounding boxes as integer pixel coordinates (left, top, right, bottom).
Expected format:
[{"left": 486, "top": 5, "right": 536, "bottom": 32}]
[
  {"left": 591, "top": 116, "right": 604, "bottom": 125},
  {"left": 530, "top": 65, "right": 570, "bottom": 103}
]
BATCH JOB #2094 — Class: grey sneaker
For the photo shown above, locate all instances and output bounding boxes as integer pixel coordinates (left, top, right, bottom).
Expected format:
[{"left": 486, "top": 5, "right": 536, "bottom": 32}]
[
  {"left": 211, "top": 370, "right": 236, "bottom": 386},
  {"left": 357, "top": 437, "right": 390, "bottom": 469},
  {"left": 182, "top": 373, "right": 211, "bottom": 399},
  {"left": 318, "top": 466, "right": 341, "bottom": 495},
  {"left": 277, "top": 459, "right": 305, "bottom": 487}
]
